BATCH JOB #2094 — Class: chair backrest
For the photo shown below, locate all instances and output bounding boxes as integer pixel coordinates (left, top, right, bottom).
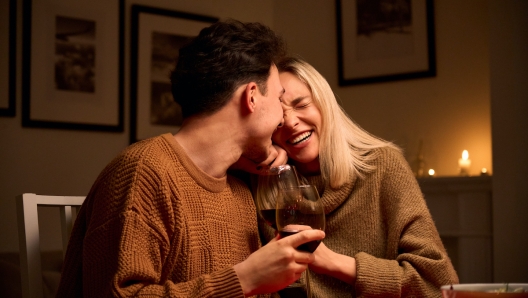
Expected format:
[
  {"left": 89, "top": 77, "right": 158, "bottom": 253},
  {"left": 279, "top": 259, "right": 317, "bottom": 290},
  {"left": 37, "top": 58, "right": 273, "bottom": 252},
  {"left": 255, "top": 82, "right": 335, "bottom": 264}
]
[{"left": 16, "top": 193, "right": 85, "bottom": 298}]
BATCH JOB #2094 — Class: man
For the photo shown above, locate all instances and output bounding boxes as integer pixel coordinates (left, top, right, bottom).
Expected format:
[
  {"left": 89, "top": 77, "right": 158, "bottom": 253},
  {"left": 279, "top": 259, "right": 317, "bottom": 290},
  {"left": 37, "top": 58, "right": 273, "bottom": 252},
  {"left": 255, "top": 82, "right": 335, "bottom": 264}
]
[{"left": 56, "top": 20, "right": 324, "bottom": 297}]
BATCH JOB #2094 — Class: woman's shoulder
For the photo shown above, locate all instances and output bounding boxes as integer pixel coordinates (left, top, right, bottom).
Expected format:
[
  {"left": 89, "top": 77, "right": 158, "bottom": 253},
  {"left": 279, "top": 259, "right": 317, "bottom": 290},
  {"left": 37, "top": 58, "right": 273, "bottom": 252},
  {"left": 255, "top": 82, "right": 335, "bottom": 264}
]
[
  {"left": 370, "top": 145, "right": 405, "bottom": 164},
  {"left": 366, "top": 145, "right": 415, "bottom": 179}
]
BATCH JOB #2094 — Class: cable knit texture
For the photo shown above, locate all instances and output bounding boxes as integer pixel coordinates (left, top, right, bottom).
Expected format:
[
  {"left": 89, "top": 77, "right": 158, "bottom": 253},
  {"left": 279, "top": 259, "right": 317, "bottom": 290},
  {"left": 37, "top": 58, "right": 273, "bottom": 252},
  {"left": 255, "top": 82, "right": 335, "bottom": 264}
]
[
  {"left": 260, "top": 147, "right": 459, "bottom": 297},
  {"left": 57, "top": 133, "right": 262, "bottom": 297}
]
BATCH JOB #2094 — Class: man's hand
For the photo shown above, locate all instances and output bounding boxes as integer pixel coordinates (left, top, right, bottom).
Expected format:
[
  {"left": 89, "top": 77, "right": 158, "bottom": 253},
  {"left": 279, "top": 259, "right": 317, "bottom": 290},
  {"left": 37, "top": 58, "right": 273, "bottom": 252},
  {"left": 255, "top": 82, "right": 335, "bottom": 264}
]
[{"left": 233, "top": 229, "right": 325, "bottom": 296}]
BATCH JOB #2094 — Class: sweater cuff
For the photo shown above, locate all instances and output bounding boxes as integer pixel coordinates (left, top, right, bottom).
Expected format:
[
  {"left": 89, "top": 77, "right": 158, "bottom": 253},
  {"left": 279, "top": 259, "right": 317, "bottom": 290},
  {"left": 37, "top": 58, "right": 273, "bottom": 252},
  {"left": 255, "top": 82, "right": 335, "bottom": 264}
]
[
  {"left": 208, "top": 267, "right": 244, "bottom": 298},
  {"left": 355, "top": 252, "right": 401, "bottom": 297}
]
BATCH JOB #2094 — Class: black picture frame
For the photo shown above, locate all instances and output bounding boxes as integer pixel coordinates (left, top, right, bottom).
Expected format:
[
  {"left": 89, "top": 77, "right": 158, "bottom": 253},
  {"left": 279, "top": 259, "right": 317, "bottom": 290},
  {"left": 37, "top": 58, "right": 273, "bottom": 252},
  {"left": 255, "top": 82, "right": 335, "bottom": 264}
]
[
  {"left": 336, "top": 0, "right": 436, "bottom": 86},
  {"left": 130, "top": 5, "right": 218, "bottom": 144},
  {"left": 0, "top": 0, "right": 17, "bottom": 117},
  {"left": 21, "top": 0, "right": 124, "bottom": 131}
]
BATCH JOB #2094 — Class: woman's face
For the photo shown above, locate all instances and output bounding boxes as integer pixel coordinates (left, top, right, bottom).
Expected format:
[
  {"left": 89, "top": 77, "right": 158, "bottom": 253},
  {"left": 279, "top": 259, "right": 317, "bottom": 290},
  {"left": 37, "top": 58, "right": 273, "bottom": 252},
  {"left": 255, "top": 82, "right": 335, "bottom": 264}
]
[{"left": 272, "top": 71, "right": 322, "bottom": 173}]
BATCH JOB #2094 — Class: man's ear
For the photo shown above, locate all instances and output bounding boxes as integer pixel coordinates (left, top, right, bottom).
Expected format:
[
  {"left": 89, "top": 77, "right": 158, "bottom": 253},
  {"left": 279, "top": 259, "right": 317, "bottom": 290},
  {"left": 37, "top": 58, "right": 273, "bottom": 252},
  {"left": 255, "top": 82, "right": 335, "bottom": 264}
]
[{"left": 243, "top": 82, "right": 258, "bottom": 113}]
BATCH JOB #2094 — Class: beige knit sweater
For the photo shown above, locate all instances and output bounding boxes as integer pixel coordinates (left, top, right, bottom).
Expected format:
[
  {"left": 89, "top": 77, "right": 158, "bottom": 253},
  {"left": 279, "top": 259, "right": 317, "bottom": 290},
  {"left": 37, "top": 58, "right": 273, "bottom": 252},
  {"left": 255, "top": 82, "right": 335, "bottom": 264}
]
[
  {"left": 260, "top": 147, "right": 459, "bottom": 297},
  {"left": 57, "top": 133, "right": 262, "bottom": 297}
]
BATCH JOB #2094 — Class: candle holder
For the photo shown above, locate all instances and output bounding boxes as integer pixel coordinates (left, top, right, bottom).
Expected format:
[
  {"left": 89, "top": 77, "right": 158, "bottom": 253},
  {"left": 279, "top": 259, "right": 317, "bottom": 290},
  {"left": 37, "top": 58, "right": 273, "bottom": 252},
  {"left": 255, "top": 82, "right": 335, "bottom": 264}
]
[
  {"left": 459, "top": 166, "right": 470, "bottom": 176},
  {"left": 413, "top": 140, "right": 426, "bottom": 178}
]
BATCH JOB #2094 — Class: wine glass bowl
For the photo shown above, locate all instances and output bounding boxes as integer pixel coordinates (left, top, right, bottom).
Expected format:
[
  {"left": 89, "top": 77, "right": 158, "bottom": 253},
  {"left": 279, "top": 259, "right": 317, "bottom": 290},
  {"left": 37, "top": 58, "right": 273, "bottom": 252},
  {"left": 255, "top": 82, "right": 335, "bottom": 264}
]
[
  {"left": 255, "top": 165, "right": 300, "bottom": 230},
  {"left": 276, "top": 184, "right": 325, "bottom": 253}
]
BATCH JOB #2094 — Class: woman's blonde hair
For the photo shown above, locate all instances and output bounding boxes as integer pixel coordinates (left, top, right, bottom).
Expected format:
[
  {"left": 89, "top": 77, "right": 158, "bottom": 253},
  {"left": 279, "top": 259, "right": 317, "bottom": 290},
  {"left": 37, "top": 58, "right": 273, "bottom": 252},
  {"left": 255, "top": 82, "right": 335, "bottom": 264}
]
[{"left": 277, "top": 57, "right": 398, "bottom": 188}]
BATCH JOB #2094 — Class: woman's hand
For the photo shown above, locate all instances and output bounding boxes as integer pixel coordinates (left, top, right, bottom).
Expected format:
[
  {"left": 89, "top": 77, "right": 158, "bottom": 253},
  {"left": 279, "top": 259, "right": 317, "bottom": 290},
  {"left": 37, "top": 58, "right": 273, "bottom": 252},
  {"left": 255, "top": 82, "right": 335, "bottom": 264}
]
[
  {"left": 230, "top": 144, "right": 288, "bottom": 174},
  {"left": 309, "top": 242, "right": 357, "bottom": 285}
]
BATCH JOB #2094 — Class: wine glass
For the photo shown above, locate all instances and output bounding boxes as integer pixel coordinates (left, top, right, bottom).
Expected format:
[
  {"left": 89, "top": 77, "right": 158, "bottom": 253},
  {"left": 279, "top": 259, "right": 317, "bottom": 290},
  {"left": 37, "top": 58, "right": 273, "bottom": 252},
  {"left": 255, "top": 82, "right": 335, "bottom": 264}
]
[
  {"left": 256, "top": 165, "right": 310, "bottom": 297},
  {"left": 276, "top": 184, "right": 325, "bottom": 298},
  {"left": 255, "top": 164, "right": 300, "bottom": 230}
]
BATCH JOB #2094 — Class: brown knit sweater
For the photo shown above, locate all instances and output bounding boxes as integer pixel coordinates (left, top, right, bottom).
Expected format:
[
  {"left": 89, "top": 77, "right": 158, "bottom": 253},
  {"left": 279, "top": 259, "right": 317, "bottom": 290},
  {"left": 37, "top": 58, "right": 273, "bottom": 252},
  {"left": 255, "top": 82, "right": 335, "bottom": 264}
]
[
  {"left": 260, "top": 147, "right": 459, "bottom": 297},
  {"left": 57, "top": 133, "right": 262, "bottom": 297}
]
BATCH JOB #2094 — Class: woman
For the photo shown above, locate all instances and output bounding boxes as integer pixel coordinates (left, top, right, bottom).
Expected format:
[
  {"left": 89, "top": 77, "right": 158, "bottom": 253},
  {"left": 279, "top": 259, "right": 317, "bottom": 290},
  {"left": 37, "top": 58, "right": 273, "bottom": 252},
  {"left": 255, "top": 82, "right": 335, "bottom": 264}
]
[{"left": 265, "top": 57, "right": 459, "bottom": 297}]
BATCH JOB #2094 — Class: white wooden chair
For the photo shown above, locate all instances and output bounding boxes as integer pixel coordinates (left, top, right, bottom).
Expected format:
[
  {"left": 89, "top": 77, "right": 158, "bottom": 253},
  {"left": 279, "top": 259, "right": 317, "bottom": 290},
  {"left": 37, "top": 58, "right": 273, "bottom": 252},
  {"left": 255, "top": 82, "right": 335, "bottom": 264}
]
[{"left": 16, "top": 193, "right": 85, "bottom": 298}]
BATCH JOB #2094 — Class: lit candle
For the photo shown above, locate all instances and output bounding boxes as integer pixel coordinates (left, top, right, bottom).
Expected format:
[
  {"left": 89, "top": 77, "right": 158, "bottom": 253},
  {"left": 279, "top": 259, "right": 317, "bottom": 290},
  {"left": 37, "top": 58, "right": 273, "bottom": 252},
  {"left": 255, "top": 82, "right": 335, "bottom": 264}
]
[
  {"left": 428, "top": 169, "right": 435, "bottom": 177},
  {"left": 458, "top": 150, "right": 471, "bottom": 176}
]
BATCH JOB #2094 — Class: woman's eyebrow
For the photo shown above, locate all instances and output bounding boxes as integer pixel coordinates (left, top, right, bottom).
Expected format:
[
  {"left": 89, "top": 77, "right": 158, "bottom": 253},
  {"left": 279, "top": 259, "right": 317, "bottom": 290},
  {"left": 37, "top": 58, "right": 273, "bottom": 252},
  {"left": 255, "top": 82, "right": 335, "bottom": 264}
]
[{"left": 286, "top": 96, "right": 309, "bottom": 107}]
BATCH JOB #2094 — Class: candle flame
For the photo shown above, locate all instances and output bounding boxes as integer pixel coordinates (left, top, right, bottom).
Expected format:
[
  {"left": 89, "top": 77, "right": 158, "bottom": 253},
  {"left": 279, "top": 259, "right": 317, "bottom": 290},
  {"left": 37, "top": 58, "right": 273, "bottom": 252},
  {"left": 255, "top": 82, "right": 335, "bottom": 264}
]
[
  {"left": 462, "top": 150, "right": 469, "bottom": 160},
  {"left": 428, "top": 169, "right": 435, "bottom": 176}
]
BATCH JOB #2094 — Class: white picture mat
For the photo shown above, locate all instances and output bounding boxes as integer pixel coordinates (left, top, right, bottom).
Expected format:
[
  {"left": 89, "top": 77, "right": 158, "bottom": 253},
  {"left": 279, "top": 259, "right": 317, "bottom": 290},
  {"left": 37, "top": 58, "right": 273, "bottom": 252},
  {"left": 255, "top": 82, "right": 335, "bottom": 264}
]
[
  {"left": 29, "top": 0, "right": 119, "bottom": 125},
  {"left": 340, "top": 0, "right": 430, "bottom": 79},
  {"left": 136, "top": 12, "right": 212, "bottom": 140}
]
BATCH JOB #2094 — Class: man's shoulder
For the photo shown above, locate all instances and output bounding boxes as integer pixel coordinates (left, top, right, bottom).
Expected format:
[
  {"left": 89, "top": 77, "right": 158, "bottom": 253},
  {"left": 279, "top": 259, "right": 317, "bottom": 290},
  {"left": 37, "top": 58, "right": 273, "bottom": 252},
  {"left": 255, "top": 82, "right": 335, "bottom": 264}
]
[
  {"left": 123, "top": 134, "right": 171, "bottom": 155},
  {"left": 99, "top": 134, "right": 177, "bottom": 178}
]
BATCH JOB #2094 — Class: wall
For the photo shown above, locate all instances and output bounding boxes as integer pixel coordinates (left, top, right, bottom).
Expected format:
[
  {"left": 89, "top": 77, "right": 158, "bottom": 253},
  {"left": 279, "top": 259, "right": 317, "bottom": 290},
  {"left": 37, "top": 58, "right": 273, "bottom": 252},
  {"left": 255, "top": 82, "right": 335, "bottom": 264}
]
[
  {"left": 489, "top": 0, "right": 528, "bottom": 283},
  {"left": 0, "top": 0, "right": 273, "bottom": 253},
  {"left": 273, "top": 0, "right": 492, "bottom": 177}
]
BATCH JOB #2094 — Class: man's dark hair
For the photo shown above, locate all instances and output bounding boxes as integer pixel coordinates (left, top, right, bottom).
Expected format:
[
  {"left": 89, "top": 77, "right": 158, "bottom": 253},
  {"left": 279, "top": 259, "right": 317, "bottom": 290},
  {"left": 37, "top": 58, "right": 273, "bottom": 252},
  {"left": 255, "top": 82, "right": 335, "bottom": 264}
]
[{"left": 171, "top": 19, "right": 287, "bottom": 119}]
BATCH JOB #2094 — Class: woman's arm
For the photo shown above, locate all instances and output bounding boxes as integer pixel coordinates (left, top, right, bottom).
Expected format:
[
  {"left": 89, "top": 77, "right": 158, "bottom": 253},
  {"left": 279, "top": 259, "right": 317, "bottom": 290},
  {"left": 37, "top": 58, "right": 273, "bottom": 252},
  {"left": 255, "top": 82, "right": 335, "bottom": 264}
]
[{"left": 309, "top": 242, "right": 357, "bottom": 284}]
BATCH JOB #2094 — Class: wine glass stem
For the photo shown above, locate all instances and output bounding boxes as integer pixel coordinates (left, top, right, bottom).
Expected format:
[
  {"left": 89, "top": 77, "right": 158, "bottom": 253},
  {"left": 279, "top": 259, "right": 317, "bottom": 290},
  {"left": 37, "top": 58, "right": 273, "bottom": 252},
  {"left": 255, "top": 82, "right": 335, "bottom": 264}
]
[{"left": 305, "top": 269, "right": 312, "bottom": 298}]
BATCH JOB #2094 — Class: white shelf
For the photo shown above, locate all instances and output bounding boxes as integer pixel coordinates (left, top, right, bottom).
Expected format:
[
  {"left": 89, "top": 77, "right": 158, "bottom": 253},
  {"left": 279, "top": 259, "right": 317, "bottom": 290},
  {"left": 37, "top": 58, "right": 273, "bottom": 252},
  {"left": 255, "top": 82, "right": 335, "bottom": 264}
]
[{"left": 417, "top": 176, "right": 493, "bottom": 283}]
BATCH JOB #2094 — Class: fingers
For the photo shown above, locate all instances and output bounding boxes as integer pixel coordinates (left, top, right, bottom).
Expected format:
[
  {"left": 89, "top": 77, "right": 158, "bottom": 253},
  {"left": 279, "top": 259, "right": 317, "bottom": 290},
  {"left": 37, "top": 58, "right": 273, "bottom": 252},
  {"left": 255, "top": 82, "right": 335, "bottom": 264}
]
[
  {"left": 229, "top": 156, "right": 258, "bottom": 173},
  {"left": 279, "top": 229, "right": 325, "bottom": 250},
  {"left": 257, "top": 146, "right": 279, "bottom": 169},
  {"left": 256, "top": 144, "right": 288, "bottom": 172},
  {"left": 281, "top": 224, "right": 312, "bottom": 232},
  {"left": 268, "top": 145, "right": 288, "bottom": 167},
  {"left": 230, "top": 155, "right": 275, "bottom": 174}
]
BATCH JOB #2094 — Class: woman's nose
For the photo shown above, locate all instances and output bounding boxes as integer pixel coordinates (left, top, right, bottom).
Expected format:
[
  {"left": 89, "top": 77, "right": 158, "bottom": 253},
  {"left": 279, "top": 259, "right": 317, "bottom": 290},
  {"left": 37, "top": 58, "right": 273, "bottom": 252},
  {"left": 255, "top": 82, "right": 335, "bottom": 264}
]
[{"left": 282, "top": 110, "right": 299, "bottom": 128}]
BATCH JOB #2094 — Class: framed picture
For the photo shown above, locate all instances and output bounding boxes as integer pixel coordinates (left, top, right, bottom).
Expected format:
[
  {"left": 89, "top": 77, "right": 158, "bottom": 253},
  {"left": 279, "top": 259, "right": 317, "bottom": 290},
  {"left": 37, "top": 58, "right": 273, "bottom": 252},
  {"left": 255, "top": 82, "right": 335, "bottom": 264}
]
[
  {"left": 22, "top": 0, "right": 124, "bottom": 131},
  {"left": 336, "top": 0, "right": 436, "bottom": 86},
  {"left": 130, "top": 5, "right": 218, "bottom": 143},
  {"left": 0, "top": 0, "right": 16, "bottom": 117}
]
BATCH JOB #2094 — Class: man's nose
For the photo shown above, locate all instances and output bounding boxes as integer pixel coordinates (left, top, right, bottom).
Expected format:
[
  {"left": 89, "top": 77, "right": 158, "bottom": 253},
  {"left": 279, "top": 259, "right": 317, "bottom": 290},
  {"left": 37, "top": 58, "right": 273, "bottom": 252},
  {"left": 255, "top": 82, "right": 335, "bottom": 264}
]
[{"left": 278, "top": 116, "right": 284, "bottom": 128}]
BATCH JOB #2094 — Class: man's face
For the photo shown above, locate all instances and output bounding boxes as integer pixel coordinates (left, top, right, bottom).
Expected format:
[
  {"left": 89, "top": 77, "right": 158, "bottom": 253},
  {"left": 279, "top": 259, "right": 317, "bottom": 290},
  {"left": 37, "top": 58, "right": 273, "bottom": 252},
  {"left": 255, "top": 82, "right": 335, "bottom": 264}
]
[{"left": 243, "top": 64, "right": 285, "bottom": 164}]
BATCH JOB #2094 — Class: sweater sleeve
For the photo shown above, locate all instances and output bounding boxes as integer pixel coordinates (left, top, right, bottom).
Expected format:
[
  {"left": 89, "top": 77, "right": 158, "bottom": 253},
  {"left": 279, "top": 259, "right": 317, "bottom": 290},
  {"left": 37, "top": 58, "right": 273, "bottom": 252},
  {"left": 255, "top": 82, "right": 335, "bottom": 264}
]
[{"left": 354, "top": 148, "right": 459, "bottom": 297}]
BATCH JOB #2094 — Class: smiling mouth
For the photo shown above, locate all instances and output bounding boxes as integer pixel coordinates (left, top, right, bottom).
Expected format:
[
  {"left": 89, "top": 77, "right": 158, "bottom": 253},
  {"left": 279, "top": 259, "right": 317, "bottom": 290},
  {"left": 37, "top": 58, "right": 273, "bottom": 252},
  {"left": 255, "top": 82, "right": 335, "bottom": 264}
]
[{"left": 289, "top": 131, "right": 312, "bottom": 145}]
